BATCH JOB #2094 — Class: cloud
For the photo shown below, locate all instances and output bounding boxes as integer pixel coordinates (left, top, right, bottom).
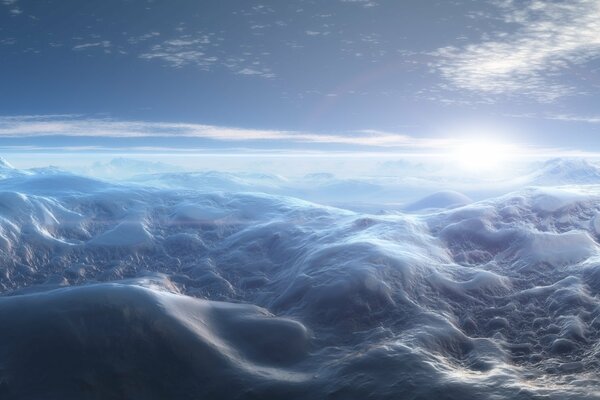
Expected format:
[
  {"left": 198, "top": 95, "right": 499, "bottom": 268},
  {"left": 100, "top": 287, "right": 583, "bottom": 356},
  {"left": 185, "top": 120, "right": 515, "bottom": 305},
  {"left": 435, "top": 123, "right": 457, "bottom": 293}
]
[
  {"left": 434, "top": 0, "right": 600, "bottom": 101},
  {"left": 0, "top": 115, "right": 450, "bottom": 149},
  {"left": 507, "top": 112, "right": 600, "bottom": 124},
  {"left": 339, "top": 0, "right": 378, "bottom": 8},
  {"left": 72, "top": 41, "right": 112, "bottom": 51},
  {"left": 127, "top": 32, "right": 161, "bottom": 45},
  {"left": 0, "top": 38, "right": 16, "bottom": 46},
  {"left": 139, "top": 35, "right": 217, "bottom": 69},
  {"left": 222, "top": 56, "right": 275, "bottom": 78},
  {"left": 137, "top": 34, "right": 274, "bottom": 77},
  {"left": 544, "top": 114, "right": 600, "bottom": 124},
  {"left": 1, "top": 116, "right": 580, "bottom": 158},
  {"left": 1, "top": 0, "right": 21, "bottom": 15},
  {"left": 236, "top": 68, "right": 267, "bottom": 76}
]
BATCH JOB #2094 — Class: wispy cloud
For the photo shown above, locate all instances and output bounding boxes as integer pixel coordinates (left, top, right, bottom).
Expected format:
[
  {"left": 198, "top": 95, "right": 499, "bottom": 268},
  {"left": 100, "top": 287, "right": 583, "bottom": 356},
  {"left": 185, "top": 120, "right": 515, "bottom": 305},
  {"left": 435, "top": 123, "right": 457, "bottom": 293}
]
[
  {"left": 127, "top": 32, "right": 160, "bottom": 45},
  {"left": 339, "top": 0, "right": 378, "bottom": 8},
  {"left": 544, "top": 114, "right": 600, "bottom": 124},
  {"left": 139, "top": 35, "right": 217, "bottom": 69},
  {"left": 73, "top": 41, "right": 112, "bottom": 51},
  {"left": 0, "top": 115, "right": 449, "bottom": 149},
  {"left": 1, "top": 0, "right": 21, "bottom": 15},
  {"left": 137, "top": 33, "right": 275, "bottom": 78},
  {"left": 225, "top": 58, "right": 275, "bottom": 78},
  {"left": 506, "top": 112, "right": 600, "bottom": 124},
  {"left": 434, "top": 0, "right": 600, "bottom": 101},
  {"left": 2, "top": 116, "right": 581, "bottom": 159}
]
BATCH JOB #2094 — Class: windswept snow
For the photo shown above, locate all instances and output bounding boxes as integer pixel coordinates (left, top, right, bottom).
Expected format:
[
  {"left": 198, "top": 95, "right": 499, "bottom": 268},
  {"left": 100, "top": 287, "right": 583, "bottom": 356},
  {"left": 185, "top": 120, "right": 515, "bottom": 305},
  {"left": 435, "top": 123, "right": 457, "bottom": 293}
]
[{"left": 0, "top": 160, "right": 600, "bottom": 398}]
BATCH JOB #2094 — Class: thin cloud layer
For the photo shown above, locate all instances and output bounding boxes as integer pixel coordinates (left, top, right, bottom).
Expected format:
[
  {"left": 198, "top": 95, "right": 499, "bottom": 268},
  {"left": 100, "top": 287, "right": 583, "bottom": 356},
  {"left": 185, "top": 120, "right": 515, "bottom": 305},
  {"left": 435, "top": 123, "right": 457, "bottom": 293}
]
[
  {"left": 435, "top": 0, "right": 600, "bottom": 101},
  {"left": 0, "top": 115, "right": 448, "bottom": 149}
]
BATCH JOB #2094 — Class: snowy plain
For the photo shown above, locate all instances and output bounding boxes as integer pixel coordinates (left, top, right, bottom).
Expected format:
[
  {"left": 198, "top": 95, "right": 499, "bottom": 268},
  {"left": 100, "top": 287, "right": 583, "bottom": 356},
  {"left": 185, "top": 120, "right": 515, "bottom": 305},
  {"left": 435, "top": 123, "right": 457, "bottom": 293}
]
[{"left": 0, "top": 157, "right": 600, "bottom": 399}]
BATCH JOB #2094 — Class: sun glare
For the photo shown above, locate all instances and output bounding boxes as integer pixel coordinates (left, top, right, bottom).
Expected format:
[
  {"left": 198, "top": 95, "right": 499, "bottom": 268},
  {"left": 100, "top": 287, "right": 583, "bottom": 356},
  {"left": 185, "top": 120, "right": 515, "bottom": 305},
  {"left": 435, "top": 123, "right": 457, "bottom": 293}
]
[{"left": 451, "top": 139, "right": 516, "bottom": 171}]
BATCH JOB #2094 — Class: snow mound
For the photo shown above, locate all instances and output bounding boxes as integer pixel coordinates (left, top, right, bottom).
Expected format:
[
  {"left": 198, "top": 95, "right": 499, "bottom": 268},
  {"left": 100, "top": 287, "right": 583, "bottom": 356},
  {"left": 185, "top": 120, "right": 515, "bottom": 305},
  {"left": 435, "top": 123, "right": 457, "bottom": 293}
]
[
  {"left": 403, "top": 190, "right": 472, "bottom": 212},
  {"left": 515, "top": 230, "right": 598, "bottom": 266},
  {"left": 89, "top": 221, "right": 153, "bottom": 247},
  {"left": 0, "top": 282, "right": 310, "bottom": 399}
]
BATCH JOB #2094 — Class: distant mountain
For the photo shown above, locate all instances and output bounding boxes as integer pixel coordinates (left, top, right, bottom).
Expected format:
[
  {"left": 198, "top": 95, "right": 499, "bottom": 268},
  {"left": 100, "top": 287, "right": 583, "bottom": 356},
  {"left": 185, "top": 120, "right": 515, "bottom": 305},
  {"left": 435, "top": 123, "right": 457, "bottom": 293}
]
[
  {"left": 0, "top": 157, "right": 32, "bottom": 180},
  {"left": 85, "top": 157, "right": 183, "bottom": 179},
  {"left": 132, "top": 170, "right": 288, "bottom": 192},
  {"left": 527, "top": 158, "right": 600, "bottom": 185}
]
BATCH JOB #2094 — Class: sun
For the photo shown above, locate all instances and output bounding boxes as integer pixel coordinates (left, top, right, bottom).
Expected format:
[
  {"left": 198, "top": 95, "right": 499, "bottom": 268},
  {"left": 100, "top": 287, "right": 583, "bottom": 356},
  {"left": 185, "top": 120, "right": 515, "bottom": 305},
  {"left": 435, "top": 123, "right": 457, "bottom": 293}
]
[{"left": 451, "top": 139, "right": 516, "bottom": 171}]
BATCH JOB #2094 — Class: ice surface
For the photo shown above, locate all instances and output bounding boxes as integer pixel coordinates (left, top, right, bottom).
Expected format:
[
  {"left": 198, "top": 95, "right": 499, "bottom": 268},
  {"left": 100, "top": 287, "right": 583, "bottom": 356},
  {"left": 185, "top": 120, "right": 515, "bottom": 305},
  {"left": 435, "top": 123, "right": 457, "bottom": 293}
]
[{"left": 0, "top": 162, "right": 600, "bottom": 399}]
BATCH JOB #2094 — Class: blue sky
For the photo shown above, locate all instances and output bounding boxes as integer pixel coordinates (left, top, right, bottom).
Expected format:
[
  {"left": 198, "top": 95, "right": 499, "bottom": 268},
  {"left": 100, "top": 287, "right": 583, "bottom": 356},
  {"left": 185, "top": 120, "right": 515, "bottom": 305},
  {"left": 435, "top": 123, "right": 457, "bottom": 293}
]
[{"left": 1, "top": 0, "right": 600, "bottom": 155}]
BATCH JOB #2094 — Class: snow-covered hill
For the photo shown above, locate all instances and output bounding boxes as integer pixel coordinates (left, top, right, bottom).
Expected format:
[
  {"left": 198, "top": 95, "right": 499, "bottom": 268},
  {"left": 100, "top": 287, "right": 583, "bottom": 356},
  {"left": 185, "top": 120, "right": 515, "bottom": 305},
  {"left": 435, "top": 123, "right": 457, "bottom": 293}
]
[
  {"left": 0, "top": 164, "right": 599, "bottom": 399},
  {"left": 403, "top": 190, "right": 473, "bottom": 211},
  {"left": 525, "top": 158, "right": 600, "bottom": 186}
]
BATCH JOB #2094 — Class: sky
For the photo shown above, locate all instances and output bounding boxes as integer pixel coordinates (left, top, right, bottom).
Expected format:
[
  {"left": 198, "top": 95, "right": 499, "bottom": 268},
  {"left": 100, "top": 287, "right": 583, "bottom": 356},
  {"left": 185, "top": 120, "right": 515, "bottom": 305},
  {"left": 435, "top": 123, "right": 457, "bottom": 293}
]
[{"left": 1, "top": 0, "right": 600, "bottom": 158}]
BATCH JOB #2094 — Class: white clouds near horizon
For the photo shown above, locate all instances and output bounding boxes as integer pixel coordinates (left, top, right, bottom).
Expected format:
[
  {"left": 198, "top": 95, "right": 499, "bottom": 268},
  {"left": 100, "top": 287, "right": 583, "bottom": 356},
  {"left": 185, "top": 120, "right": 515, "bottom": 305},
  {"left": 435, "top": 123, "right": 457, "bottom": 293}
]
[
  {"left": 0, "top": 115, "right": 448, "bottom": 149},
  {"left": 0, "top": 115, "right": 586, "bottom": 159}
]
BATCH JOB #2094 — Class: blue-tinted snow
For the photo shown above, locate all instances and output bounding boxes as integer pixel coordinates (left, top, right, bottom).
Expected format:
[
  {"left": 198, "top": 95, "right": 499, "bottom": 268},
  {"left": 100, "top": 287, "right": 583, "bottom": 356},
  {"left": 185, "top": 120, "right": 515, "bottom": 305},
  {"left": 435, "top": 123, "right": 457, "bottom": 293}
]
[{"left": 0, "top": 159, "right": 600, "bottom": 399}]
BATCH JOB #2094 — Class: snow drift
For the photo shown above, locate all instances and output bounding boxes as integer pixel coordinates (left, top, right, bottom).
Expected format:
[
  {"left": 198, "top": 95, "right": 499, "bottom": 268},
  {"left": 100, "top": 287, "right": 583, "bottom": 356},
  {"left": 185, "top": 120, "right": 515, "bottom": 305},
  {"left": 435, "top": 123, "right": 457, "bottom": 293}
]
[{"left": 0, "top": 281, "right": 310, "bottom": 400}]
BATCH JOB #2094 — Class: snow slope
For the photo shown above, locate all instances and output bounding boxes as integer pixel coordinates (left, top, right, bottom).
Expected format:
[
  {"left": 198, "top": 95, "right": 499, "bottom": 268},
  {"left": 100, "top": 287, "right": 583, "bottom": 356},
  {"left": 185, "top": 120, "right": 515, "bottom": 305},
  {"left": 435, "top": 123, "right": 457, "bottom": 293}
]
[
  {"left": 0, "top": 165, "right": 600, "bottom": 398},
  {"left": 0, "top": 281, "right": 310, "bottom": 399},
  {"left": 526, "top": 158, "right": 600, "bottom": 186}
]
